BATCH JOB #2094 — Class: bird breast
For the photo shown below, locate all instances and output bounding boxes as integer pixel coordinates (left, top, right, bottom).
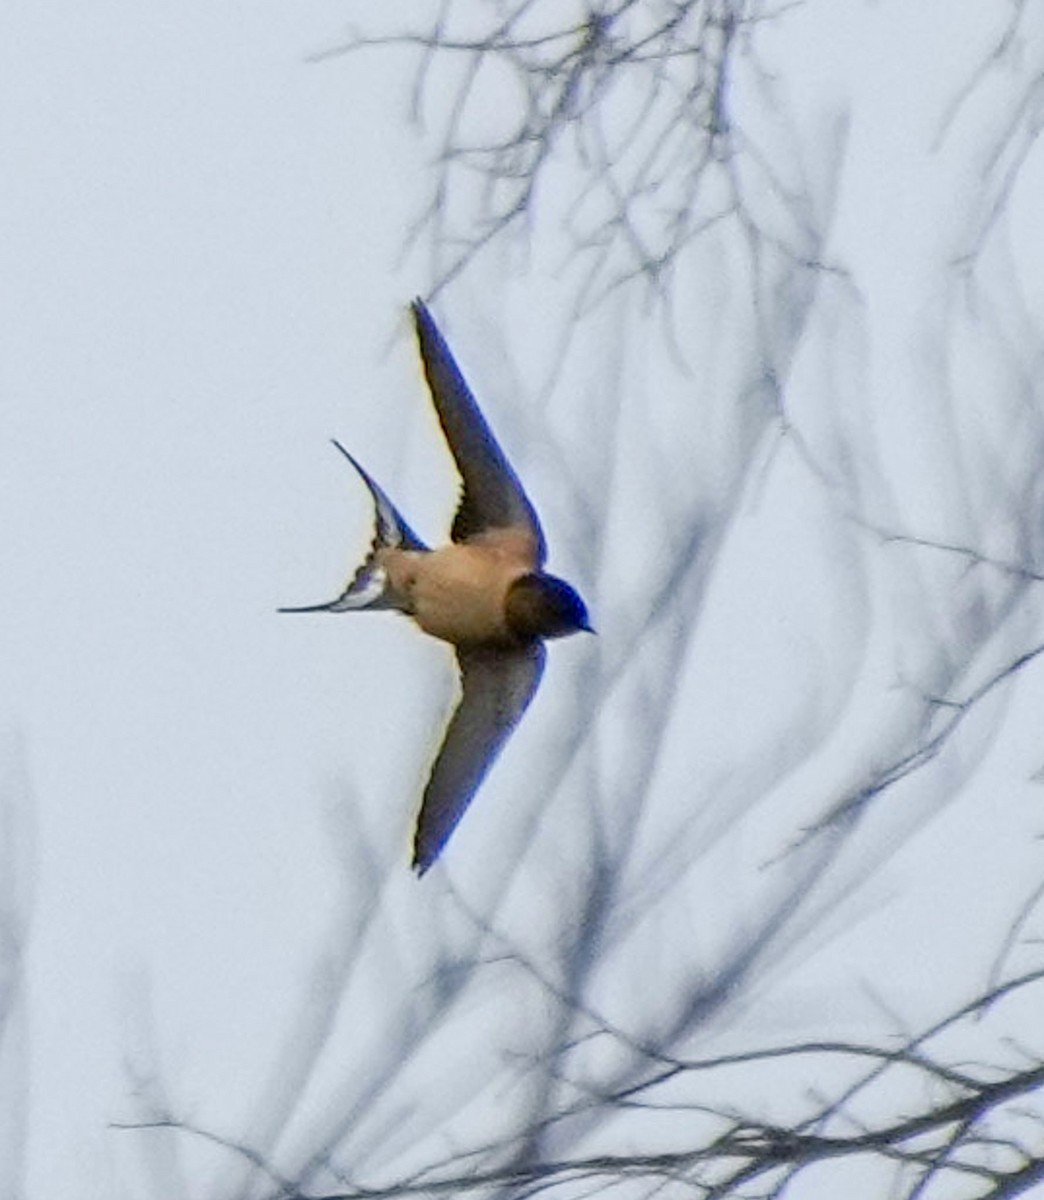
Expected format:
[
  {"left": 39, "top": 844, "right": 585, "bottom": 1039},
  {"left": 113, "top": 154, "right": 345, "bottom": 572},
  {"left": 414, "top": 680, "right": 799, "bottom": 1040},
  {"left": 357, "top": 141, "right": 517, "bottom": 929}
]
[{"left": 383, "top": 544, "right": 528, "bottom": 646}]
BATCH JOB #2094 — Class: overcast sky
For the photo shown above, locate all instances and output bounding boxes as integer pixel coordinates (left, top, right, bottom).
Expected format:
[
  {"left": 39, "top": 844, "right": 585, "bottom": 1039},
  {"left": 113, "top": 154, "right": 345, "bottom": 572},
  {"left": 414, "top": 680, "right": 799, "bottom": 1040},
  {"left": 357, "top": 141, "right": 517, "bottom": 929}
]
[{"left": 3, "top": 2, "right": 1044, "bottom": 1198}]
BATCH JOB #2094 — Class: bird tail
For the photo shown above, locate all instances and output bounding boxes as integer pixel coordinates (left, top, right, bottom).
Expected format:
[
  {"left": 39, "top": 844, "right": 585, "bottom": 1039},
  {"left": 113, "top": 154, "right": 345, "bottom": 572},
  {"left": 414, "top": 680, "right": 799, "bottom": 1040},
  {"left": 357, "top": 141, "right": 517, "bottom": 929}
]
[{"left": 279, "top": 440, "right": 426, "bottom": 614}]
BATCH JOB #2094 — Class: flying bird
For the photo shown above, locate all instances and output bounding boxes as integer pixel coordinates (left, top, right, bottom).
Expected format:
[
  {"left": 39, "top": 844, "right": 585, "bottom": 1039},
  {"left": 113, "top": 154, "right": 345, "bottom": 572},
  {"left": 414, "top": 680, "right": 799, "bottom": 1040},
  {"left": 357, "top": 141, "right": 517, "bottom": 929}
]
[{"left": 282, "top": 299, "right": 592, "bottom": 875}]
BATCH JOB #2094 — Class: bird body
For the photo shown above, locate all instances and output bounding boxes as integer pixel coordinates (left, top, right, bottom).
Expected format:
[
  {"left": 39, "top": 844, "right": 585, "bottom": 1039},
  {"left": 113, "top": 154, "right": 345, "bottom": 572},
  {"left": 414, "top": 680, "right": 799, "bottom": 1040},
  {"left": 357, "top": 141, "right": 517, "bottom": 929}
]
[
  {"left": 379, "top": 537, "right": 536, "bottom": 647},
  {"left": 283, "top": 299, "right": 591, "bottom": 874}
]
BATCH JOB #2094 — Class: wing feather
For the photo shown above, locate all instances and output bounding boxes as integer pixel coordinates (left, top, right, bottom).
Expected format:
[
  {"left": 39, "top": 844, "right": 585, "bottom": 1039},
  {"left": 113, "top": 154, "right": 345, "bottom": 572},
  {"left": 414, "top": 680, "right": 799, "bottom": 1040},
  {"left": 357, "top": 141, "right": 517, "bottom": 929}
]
[
  {"left": 412, "top": 642, "right": 546, "bottom": 874},
  {"left": 411, "top": 299, "right": 546, "bottom": 562}
]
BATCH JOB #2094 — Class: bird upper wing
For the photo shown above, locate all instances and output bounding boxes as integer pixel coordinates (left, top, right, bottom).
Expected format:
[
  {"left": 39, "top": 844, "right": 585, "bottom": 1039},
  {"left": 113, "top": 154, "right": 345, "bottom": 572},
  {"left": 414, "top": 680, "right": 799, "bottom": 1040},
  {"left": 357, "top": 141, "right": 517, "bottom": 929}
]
[
  {"left": 412, "top": 641, "right": 546, "bottom": 875},
  {"left": 411, "top": 298, "right": 546, "bottom": 564}
]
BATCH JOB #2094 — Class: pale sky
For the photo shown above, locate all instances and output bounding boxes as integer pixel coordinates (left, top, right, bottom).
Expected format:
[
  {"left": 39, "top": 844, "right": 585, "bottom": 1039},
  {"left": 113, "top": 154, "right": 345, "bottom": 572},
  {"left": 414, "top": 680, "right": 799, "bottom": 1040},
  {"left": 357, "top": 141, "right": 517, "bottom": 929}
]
[{"left": 3, "top": 2, "right": 1044, "bottom": 1198}]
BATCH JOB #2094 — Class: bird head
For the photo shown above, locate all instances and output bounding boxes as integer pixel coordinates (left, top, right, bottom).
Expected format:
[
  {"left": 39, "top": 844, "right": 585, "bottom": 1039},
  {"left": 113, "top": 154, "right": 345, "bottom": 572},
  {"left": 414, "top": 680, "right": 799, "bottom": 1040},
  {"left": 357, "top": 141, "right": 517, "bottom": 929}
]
[{"left": 506, "top": 573, "right": 593, "bottom": 641}]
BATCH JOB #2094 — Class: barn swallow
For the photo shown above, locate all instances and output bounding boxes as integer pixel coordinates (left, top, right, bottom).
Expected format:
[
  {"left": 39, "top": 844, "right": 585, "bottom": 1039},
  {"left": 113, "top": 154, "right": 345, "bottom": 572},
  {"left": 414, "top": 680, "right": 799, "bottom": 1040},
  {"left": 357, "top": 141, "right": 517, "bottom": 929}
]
[{"left": 282, "top": 299, "right": 591, "bottom": 875}]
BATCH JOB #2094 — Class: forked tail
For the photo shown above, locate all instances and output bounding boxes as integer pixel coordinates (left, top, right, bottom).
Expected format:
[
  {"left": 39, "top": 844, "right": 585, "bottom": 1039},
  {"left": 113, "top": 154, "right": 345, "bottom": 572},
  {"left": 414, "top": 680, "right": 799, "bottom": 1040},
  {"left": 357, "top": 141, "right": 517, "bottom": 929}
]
[{"left": 279, "top": 440, "right": 427, "bottom": 614}]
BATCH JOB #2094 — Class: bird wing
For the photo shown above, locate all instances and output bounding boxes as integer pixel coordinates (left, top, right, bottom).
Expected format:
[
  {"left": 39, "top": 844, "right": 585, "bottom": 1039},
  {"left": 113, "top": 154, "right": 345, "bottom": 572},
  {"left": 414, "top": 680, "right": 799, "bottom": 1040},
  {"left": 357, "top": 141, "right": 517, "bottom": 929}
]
[
  {"left": 411, "top": 299, "right": 546, "bottom": 563},
  {"left": 412, "top": 641, "right": 546, "bottom": 875}
]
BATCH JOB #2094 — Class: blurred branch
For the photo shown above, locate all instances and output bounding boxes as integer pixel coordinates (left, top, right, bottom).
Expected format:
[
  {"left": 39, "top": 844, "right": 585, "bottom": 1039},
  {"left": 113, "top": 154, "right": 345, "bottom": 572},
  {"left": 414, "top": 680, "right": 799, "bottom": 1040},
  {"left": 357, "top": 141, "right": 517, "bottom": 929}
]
[
  {"left": 117, "top": 970, "right": 1044, "bottom": 1200},
  {"left": 794, "top": 640, "right": 1044, "bottom": 846},
  {"left": 115, "top": 8, "right": 1044, "bottom": 1200},
  {"left": 313, "top": 1, "right": 815, "bottom": 310}
]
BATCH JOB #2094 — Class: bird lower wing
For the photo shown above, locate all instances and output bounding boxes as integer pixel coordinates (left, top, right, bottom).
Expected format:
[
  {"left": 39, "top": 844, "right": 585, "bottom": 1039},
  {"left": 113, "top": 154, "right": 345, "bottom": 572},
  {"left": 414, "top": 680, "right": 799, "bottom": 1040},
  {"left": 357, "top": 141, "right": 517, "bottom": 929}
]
[{"left": 412, "top": 641, "right": 546, "bottom": 875}]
